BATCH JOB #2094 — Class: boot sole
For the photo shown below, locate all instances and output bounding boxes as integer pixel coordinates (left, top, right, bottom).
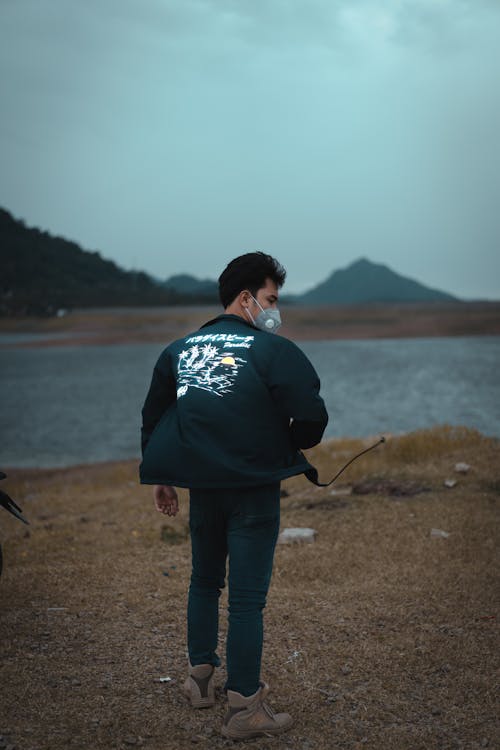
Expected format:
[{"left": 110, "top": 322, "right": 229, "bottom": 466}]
[
  {"left": 189, "top": 697, "right": 216, "bottom": 708},
  {"left": 221, "top": 717, "right": 294, "bottom": 740}
]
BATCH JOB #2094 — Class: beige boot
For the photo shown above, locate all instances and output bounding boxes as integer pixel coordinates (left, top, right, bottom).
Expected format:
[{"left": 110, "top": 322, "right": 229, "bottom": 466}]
[
  {"left": 221, "top": 681, "right": 293, "bottom": 740},
  {"left": 183, "top": 662, "right": 216, "bottom": 708}
]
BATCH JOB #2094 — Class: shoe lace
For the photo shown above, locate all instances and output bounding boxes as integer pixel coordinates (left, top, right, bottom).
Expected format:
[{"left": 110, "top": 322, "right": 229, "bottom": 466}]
[{"left": 262, "top": 700, "right": 276, "bottom": 720}]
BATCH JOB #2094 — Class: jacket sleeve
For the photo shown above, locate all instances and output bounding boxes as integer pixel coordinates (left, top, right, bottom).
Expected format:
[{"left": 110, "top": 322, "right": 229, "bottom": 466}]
[
  {"left": 141, "top": 350, "right": 177, "bottom": 456},
  {"left": 267, "top": 340, "right": 329, "bottom": 449}
]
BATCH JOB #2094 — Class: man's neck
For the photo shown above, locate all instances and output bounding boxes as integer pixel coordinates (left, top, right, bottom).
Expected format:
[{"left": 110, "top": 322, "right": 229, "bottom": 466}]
[{"left": 224, "top": 303, "right": 247, "bottom": 321}]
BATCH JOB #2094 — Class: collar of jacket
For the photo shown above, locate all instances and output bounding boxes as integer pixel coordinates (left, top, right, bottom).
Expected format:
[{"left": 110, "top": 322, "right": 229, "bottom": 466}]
[{"left": 199, "top": 313, "right": 256, "bottom": 331}]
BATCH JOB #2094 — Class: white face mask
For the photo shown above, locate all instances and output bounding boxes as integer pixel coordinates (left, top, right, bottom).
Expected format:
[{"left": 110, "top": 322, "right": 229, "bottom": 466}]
[{"left": 245, "top": 295, "right": 282, "bottom": 333}]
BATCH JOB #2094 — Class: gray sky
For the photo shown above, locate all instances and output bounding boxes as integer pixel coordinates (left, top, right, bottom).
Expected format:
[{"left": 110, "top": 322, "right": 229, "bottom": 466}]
[{"left": 1, "top": 0, "right": 499, "bottom": 298}]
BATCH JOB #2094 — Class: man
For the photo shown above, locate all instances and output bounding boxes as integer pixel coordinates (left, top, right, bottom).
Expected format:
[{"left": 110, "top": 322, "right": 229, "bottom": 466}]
[{"left": 140, "top": 252, "right": 328, "bottom": 740}]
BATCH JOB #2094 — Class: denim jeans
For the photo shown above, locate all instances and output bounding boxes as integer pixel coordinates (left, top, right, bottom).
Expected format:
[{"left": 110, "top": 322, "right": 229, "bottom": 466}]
[{"left": 187, "top": 483, "right": 281, "bottom": 696}]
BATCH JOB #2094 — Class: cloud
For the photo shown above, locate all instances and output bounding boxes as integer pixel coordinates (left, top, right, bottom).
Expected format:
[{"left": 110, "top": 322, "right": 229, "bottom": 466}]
[
  {"left": 101, "top": 0, "right": 500, "bottom": 58},
  {"left": 0, "top": 0, "right": 499, "bottom": 297}
]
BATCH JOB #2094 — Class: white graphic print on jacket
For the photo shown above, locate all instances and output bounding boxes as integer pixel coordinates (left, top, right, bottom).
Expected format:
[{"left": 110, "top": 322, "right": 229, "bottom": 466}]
[{"left": 176, "top": 333, "right": 254, "bottom": 398}]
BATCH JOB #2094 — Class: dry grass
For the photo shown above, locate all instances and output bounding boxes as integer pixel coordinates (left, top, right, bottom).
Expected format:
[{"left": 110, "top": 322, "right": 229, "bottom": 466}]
[{"left": 1, "top": 426, "right": 499, "bottom": 750}]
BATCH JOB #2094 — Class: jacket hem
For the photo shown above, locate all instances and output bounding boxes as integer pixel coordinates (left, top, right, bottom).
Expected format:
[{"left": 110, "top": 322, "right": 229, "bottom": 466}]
[{"left": 139, "top": 464, "right": 312, "bottom": 489}]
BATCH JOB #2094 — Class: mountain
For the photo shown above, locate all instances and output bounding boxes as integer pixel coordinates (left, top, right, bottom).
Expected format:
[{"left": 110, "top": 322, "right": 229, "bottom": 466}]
[
  {"left": 163, "top": 274, "right": 219, "bottom": 301},
  {"left": 1, "top": 205, "right": 461, "bottom": 316},
  {"left": 298, "top": 258, "right": 459, "bottom": 305},
  {"left": 0, "top": 208, "right": 187, "bottom": 315}
]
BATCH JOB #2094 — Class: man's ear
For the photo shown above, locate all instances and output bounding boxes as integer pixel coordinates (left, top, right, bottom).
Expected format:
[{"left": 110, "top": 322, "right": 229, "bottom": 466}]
[{"left": 238, "top": 289, "right": 252, "bottom": 308}]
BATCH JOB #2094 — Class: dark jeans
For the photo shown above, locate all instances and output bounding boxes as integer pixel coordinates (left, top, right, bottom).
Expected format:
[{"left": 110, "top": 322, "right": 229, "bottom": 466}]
[{"left": 187, "top": 483, "right": 281, "bottom": 696}]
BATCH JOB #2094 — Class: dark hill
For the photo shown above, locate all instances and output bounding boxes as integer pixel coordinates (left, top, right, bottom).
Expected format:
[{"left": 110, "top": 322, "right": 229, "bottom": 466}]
[
  {"left": 299, "top": 258, "right": 458, "bottom": 305},
  {"left": 163, "top": 274, "right": 218, "bottom": 302},
  {"left": 0, "top": 208, "right": 184, "bottom": 316}
]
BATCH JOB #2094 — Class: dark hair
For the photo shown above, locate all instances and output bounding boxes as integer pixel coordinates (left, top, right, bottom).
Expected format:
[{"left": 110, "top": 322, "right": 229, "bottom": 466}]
[{"left": 218, "top": 252, "right": 286, "bottom": 308}]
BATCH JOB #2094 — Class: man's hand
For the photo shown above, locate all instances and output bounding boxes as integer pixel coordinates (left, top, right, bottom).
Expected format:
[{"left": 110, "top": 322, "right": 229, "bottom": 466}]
[{"left": 154, "top": 485, "right": 179, "bottom": 516}]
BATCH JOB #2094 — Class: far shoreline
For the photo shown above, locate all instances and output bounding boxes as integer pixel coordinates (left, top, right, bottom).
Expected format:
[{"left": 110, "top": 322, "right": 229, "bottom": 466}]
[{"left": 1, "top": 301, "right": 499, "bottom": 349}]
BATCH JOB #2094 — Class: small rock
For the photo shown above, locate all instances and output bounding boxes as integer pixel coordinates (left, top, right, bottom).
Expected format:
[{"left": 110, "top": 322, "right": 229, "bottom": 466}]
[
  {"left": 340, "top": 664, "right": 352, "bottom": 675},
  {"left": 437, "top": 663, "right": 452, "bottom": 674},
  {"left": 480, "top": 738, "right": 489, "bottom": 747},
  {"left": 454, "top": 462, "right": 470, "bottom": 474},
  {"left": 123, "top": 737, "right": 137, "bottom": 746},
  {"left": 444, "top": 479, "right": 457, "bottom": 488},
  {"left": 278, "top": 528, "right": 317, "bottom": 544},
  {"left": 431, "top": 528, "right": 450, "bottom": 538},
  {"left": 431, "top": 707, "right": 441, "bottom": 715},
  {"left": 329, "top": 486, "right": 352, "bottom": 496}
]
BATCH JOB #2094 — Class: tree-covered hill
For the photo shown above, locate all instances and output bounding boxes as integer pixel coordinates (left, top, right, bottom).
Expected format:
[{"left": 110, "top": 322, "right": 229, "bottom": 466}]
[
  {"left": 163, "top": 273, "right": 218, "bottom": 298},
  {"left": 1, "top": 206, "right": 462, "bottom": 317},
  {"left": 0, "top": 208, "right": 186, "bottom": 315}
]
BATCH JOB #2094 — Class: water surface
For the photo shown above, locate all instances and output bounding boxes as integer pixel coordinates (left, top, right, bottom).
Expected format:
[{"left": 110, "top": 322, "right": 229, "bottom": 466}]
[{"left": 1, "top": 336, "right": 498, "bottom": 467}]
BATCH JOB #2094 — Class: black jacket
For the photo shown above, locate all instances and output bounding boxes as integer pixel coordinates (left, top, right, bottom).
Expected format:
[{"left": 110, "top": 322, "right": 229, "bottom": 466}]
[{"left": 139, "top": 314, "right": 328, "bottom": 488}]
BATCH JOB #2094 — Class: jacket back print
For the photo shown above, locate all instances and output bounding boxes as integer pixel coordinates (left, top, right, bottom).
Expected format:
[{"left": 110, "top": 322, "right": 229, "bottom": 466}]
[{"left": 139, "top": 314, "right": 328, "bottom": 489}]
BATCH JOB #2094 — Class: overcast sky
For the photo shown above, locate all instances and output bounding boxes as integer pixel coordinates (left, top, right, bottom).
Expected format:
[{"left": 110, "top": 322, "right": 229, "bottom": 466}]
[{"left": 1, "top": 0, "right": 499, "bottom": 298}]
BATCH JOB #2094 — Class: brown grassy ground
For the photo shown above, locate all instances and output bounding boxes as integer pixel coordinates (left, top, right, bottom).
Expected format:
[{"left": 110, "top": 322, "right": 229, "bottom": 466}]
[
  {"left": 1, "top": 302, "right": 500, "bottom": 347},
  {"left": 1, "top": 426, "right": 499, "bottom": 750}
]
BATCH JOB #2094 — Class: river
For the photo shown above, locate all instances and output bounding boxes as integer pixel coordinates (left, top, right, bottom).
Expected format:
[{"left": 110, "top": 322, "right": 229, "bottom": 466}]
[{"left": 1, "top": 336, "right": 499, "bottom": 467}]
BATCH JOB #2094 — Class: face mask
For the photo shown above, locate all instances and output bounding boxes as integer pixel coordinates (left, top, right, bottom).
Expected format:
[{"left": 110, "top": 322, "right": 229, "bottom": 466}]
[{"left": 245, "top": 295, "right": 282, "bottom": 333}]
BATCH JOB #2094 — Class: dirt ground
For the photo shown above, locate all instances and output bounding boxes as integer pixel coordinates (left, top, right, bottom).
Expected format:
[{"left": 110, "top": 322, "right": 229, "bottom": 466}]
[{"left": 0, "top": 426, "right": 498, "bottom": 750}]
